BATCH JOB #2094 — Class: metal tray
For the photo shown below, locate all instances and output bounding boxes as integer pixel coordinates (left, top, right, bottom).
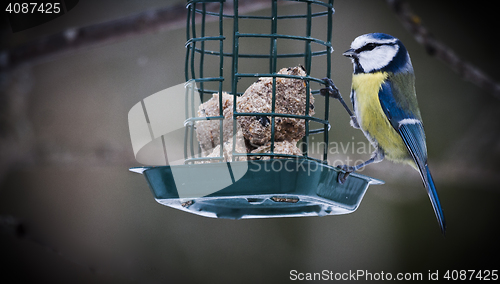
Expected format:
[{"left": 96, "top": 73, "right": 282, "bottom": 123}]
[{"left": 130, "top": 159, "right": 383, "bottom": 219}]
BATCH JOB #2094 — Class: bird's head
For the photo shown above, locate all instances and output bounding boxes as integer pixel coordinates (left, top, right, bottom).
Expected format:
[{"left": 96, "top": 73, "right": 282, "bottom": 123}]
[{"left": 344, "top": 33, "right": 413, "bottom": 74}]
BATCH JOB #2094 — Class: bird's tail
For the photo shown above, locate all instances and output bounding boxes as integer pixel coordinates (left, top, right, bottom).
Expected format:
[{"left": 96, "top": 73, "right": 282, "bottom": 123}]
[{"left": 422, "top": 164, "right": 446, "bottom": 235}]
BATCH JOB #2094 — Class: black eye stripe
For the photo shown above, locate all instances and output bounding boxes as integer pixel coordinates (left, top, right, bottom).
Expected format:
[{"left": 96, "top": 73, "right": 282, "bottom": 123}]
[
  {"left": 355, "top": 42, "right": 396, "bottom": 53},
  {"left": 356, "top": 43, "right": 380, "bottom": 53}
]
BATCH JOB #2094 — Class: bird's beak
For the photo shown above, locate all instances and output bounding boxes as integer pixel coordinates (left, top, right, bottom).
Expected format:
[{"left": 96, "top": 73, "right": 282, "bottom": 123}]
[{"left": 343, "top": 49, "right": 356, "bottom": 58}]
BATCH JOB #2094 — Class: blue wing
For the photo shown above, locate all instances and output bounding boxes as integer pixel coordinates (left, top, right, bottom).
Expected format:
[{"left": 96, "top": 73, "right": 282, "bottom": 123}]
[{"left": 379, "top": 80, "right": 446, "bottom": 234}]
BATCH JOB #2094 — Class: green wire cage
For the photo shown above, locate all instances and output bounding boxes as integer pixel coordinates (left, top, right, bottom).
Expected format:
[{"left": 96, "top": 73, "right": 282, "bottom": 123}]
[
  {"left": 185, "top": 0, "right": 332, "bottom": 162},
  {"left": 129, "top": 0, "right": 383, "bottom": 219}
]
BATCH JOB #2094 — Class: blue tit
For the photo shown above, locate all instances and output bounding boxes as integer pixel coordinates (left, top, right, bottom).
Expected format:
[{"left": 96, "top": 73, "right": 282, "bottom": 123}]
[{"left": 325, "top": 33, "right": 446, "bottom": 234}]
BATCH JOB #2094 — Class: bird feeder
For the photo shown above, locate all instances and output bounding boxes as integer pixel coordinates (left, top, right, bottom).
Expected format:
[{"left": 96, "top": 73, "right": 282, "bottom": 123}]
[{"left": 129, "top": 0, "right": 383, "bottom": 219}]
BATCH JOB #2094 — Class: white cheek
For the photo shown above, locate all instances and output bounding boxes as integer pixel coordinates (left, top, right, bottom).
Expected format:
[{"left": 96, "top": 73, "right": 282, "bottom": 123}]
[{"left": 358, "top": 45, "right": 399, "bottom": 73}]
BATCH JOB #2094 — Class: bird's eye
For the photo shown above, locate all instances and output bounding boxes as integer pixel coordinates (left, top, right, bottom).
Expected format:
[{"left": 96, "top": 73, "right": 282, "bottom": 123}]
[
  {"left": 366, "top": 43, "right": 376, "bottom": 49},
  {"left": 357, "top": 43, "right": 378, "bottom": 53}
]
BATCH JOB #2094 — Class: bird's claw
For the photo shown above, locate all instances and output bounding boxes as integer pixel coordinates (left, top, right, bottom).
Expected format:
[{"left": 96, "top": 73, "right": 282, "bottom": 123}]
[
  {"left": 336, "top": 164, "right": 355, "bottom": 184},
  {"left": 321, "top": 77, "right": 341, "bottom": 99},
  {"left": 350, "top": 115, "right": 360, "bottom": 129}
]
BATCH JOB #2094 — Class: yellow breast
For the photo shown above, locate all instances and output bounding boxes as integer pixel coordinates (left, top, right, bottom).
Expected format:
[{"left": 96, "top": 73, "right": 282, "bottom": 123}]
[{"left": 352, "top": 72, "right": 412, "bottom": 164}]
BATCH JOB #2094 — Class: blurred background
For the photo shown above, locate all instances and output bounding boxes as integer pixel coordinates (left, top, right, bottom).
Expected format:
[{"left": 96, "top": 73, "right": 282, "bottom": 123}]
[{"left": 1, "top": 0, "right": 499, "bottom": 283}]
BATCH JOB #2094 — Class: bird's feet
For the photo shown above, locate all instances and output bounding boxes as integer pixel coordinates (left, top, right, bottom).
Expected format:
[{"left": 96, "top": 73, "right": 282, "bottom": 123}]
[
  {"left": 350, "top": 115, "right": 360, "bottom": 129},
  {"left": 320, "top": 77, "right": 341, "bottom": 99},
  {"left": 336, "top": 164, "right": 355, "bottom": 184}
]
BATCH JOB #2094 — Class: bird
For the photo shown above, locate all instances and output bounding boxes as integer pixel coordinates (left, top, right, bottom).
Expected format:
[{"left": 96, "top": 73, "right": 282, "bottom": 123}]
[{"left": 321, "top": 33, "right": 446, "bottom": 234}]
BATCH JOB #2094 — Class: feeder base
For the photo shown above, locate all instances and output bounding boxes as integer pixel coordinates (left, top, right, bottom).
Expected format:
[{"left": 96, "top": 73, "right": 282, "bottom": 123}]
[{"left": 130, "top": 159, "right": 383, "bottom": 219}]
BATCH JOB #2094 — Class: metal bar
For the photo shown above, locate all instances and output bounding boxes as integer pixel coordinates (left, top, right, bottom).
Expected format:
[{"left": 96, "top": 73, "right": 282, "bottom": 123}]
[
  {"left": 190, "top": 3, "right": 197, "bottom": 82},
  {"left": 324, "top": 0, "right": 333, "bottom": 161},
  {"left": 231, "top": 153, "right": 324, "bottom": 164},
  {"left": 188, "top": 77, "right": 224, "bottom": 82},
  {"left": 200, "top": 3, "right": 207, "bottom": 96},
  {"left": 185, "top": 4, "right": 192, "bottom": 82},
  {"left": 191, "top": 48, "right": 329, "bottom": 58},
  {"left": 282, "top": 0, "right": 334, "bottom": 8},
  {"left": 234, "top": 73, "right": 325, "bottom": 84},
  {"left": 188, "top": 81, "right": 197, "bottom": 159},
  {"left": 196, "top": 10, "right": 329, "bottom": 19},
  {"left": 302, "top": 1, "right": 313, "bottom": 157},
  {"left": 232, "top": 0, "right": 240, "bottom": 162},
  {"left": 237, "top": 33, "right": 331, "bottom": 47},
  {"left": 269, "top": 0, "right": 278, "bottom": 156},
  {"left": 185, "top": 36, "right": 226, "bottom": 47},
  {"left": 233, "top": 112, "right": 330, "bottom": 126}
]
